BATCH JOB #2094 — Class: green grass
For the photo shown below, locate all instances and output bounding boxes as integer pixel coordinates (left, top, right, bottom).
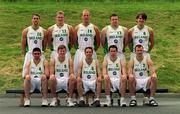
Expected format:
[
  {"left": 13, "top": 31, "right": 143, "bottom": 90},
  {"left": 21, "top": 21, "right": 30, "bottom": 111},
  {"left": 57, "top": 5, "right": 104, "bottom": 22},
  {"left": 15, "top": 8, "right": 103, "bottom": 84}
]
[{"left": 0, "top": 0, "right": 180, "bottom": 93}]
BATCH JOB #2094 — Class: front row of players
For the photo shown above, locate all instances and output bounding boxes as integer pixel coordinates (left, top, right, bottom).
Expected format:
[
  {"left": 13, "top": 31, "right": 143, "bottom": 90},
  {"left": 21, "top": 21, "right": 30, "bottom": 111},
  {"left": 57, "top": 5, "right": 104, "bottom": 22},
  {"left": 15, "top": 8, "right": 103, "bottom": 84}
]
[{"left": 23, "top": 44, "right": 158, "bottom": 107}]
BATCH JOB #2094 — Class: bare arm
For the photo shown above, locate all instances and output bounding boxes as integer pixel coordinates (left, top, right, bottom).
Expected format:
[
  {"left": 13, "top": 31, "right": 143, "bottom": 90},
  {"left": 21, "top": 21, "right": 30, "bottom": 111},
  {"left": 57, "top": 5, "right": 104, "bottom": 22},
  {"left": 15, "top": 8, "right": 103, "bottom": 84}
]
[
  {"left": 128, "top": 28, "right": 133, "bottom": 51},
  {"left": 147, "top": 58, "right": 156, "bottom": 76},
  {"left": 68, "top": 25, "right": 74, "bottom": 49},
  {"left": 24, "top": 61, "right": 30, "bottom": 78},
  {"left": 101, "top": 27, "right": 107, "bottom": 47},
  {"left": 44, "top": 60, "right": 50, "bottom": 79},
  {"left": 47, "top": 26, "right": 53, "bottom": 49},
  {"left": 96, "top": 60, "right": 102, "bottom": 79},
  {"left": 128, "top": 60, "right": 134, "bottom": 76},
  {"left": 21, "top": 28, "right": 28, "bottom": 56},
  {"left": 69, "top": 58, "right": 74, "bottom": 75},
  {"left": 42, "top": 29, "right": 47, "bottom": 51},
  {"left": 77, "top": 61, "right": 83, "bottom": 78},
  {"left": 50, "top": 58, "right": 55, "bottom": 76},
  {"left": 123, "top": 27, "right": 128, "bottom": 50},
  {"left": 120, "top": 59, "right": 126, "bottom": 76},
  {"left": 94, "top": 25, "right": 100, "bottom": 51},
  {"left": 102, "top": 59, "right": 108, "bottom": 78},
  {"left": 74, "top": 25, "right": 79, "bottom": 49},
  {"left": 148, "top": 27, "right": 154, "bottom": 52}
]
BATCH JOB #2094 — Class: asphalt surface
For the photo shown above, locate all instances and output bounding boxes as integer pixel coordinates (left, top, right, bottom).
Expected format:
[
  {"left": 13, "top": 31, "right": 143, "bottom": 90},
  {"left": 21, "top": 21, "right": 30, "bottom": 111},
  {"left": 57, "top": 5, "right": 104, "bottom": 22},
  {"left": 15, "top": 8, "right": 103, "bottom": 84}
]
[{"left": 0, "top": 95, "right": 180, "bottom": 114}]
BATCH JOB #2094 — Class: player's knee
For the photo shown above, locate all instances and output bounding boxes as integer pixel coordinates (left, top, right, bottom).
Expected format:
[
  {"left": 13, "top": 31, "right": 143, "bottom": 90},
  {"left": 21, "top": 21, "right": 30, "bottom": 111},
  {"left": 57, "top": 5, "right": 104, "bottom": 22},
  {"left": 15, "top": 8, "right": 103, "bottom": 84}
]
[
  {"left": 104, "top": 76, "right": 110, "bottom": 82},
  {"left": 50, "top": 75, "right": 56, "bottom": 82},
  {"left": 77, "top": 77, "right": 82, "bottom": 84},
  {"left": 41, "top": 75, "right": 47, "bottom": 81},
  {"left": 97, "top": 77, "right": 102, "bottom": 83},
  {"left": 128, "top": 74, "right": 135, "bottom": 81},
  {"left": 121, "top": 75, "right": 127, "bottom": 81},
  {"left": 151, "top": 76, "right": 157, "bottom": 82}
]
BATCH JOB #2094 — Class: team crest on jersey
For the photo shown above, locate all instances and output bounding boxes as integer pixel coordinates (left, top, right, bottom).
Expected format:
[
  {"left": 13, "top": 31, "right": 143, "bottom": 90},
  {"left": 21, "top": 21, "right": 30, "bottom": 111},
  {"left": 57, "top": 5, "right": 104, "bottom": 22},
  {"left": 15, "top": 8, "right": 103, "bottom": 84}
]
[
  {"left": 34, "top": 40, "right": 38, "bottom": 44},
  {"left": 114, "top": 39, "right": 118, "bottom": 43},
  {"left": 87, "top": 75, "right": 91, "bottom": 79},
  {"left": 113, "top": 71, "right": 117, "bottom": 75},
  {"left": 139, "top": 72, "right": 143, "bottom": 76},
  {"left": 60, "top": 73, "right": 64, "bottom": 77},
  {"left": 139, "top": 39, "right": 143, "bottom": 43},
  {"left": 84, "top": 37, "right": 88, "bottom": 41},
  {"left": 59, "top": 37, "right": 63, "bottom": 41}
]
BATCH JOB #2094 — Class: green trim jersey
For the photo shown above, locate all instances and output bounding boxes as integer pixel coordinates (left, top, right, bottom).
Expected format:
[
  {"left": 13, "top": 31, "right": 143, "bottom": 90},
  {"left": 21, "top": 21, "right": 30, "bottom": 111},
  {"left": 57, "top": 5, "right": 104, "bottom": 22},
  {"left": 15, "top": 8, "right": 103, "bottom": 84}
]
[
  {"left": 133, "top": 56, "right": 148, "bottom": 79},
  {"left": 52, "top": 24, "right": 70, "bottom": 51},
  {"left": 55, "top": 57, "right": 69, "bottom": 79},
  {"left": 107, "top": 56, "right": 121, "bottom": 79},
  {"left": 106, "top": 25, "right": 125, "bottom": 53},
  {"left": 82, "top": 59, "right": 97, "bottom": 81},
  {"left": 27, "top": 26, "right": 44, "bottom": 52},
  {"left": 30, "top": 59, "right": 44, "bottom": 78},
  {"left": 132, "top": 25, "right": 150, "bottom": 52},
  {"left": 77, "top": 23, "right": 95, "bottom": 50}
]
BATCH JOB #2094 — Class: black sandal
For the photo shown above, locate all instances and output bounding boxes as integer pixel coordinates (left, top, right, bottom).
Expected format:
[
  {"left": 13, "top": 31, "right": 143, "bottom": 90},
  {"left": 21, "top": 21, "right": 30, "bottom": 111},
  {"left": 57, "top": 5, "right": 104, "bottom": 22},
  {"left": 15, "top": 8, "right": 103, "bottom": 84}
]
[
  {"left": 129, "top": 100, "right": 137, "bottom": 107},
  {"left": 149, "top": 99, "right": 158, "bottom": 107}
]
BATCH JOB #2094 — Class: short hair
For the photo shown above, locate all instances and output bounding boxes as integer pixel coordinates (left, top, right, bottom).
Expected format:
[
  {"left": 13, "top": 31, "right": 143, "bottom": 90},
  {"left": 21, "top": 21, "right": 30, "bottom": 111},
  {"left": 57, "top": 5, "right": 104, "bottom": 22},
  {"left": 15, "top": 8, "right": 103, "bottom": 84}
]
[
  {"left": 33, "top": 47, "right": 41, "bottom": 53},
  {"left": 57, "top": 45, "right": 66, "bottom": 51},
  {"left": 109, "top": 45, "right": 118, "bottom": 51},
  {"left": 56, "top": 11, "right": 64, "bottom": 16},
  {"left": 135, "top": 44, "right": 143, "bottom": 51},
  {"left": 110, "top": 13, "right": 119, "bottom": 19},
  {"left": 32, "top": 13, "right": 40, "bottom": 19},
  {"left": 136, "top": 12, "right": 147, "bottom": 20},
  {"left": 84, "top": 47, "right": 93, "bottom": 53},
  {"left": 82, "top": 9, "right": 90, "bottom": 16}
]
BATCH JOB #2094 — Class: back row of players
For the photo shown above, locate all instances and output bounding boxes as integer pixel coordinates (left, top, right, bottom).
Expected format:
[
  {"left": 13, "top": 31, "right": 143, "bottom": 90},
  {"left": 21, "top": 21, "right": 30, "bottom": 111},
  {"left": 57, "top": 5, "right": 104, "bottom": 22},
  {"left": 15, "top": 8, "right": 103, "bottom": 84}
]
[{"left": 21, "top": 9, "right": 157, "bottom": 107}]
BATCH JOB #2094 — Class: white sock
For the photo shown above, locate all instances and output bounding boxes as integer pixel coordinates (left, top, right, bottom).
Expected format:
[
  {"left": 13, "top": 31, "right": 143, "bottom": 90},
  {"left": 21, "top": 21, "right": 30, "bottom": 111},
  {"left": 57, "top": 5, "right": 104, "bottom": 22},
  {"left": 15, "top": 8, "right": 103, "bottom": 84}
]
[
  {"left": 80, "top": 97, "right": 84, "bottom": 101},
  {"left": 95, "top": 98, "right": 99, "bottom": 101},
  {"left": 149, "top": 97, "right": 154, "bottom": 100},
  {"left": 131, "top": 96, "right": 136, "bottom": 100},
  {"left": 68, "top": 97, "right": 72, "bottom": 102},
  {"left": 106, "top": 95, "right": 111, "bottom": 101}
]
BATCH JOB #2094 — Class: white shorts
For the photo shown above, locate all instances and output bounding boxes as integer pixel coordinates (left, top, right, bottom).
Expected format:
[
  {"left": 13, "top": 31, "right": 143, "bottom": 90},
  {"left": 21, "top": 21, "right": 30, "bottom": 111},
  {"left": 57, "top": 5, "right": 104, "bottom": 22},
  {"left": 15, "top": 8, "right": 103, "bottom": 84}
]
[
  {"left": 130, "top": 52, "right": 150, "bottom": 60},
  {"left": 104, "top": 52, "right": 125, "bottom": 61},
  {"left": 110, "top": 78, "right": 120, "bottom": 92},
  {"left": 30, "top": 77, "right": 41, "bottom": 93},
  {"left": 22, "top": 51, "right": 45, "bottom": 78},
  {"left": 50, "top": 50, "right": 71, "bottom": 60},
  {"left": 56, "top": 77, "right": 68, "bottom": 92},
  {"left": 82, "top": 80, "right": 96, "bottom": 94},
  {"left": 74, "top": 49, "right": 97, "bottom": 76},
  {"left": 136, "top": 77, "right": 150, "bottom": 91}
]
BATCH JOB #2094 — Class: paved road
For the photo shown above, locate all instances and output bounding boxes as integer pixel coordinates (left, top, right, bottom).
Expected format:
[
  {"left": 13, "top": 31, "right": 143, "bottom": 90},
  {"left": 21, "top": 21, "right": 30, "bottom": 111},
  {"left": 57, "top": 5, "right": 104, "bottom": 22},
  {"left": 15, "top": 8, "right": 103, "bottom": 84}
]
[{"left": 0, "top": 97, "right": 180, "bottom": 114}]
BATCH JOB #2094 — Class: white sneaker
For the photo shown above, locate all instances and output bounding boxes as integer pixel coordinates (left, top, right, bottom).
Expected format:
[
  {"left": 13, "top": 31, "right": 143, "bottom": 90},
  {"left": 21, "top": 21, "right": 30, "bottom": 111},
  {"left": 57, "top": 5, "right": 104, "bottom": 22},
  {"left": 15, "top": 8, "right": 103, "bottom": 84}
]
[
  {"left": 67, "top": 99, "right": 75, "bottom": 107},
  {"left": 120, "top": 98, "right": 127, "bottom": 107},
  {"left": 143, "top": 97, "right": 149, "bottom": 105},
  {"left": 41, "top": 98, "right": 49, "bottom": 107},
  {"left": 24, "top": 98, "right": 30, "bottom": 107},
  {"left": 104, "top": 99, "right": 111, "bottom": 107},
  {"left": 50, "top": 98, "right": 58, "bottom": 107}
]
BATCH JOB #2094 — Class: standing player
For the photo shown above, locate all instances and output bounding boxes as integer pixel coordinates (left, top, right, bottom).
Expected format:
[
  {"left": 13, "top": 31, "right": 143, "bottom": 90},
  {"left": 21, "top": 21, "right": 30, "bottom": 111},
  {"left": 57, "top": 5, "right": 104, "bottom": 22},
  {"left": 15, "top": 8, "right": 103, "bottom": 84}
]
[
  {"left": 49, "top": 45, "right": 76, "bottom": 107},
  {"left": 128, "top": 44, "right": 158, "bottom": 107},
  {"left": 47, "top": 11, "right": 74, "bottom": 59},
  {"left": 101, "top": 13, "right": 128, "bottom": 60},
  {"left": 77, "top": 47, "right": 102, "bottom": 107},
  {"left": 102, "top": 45, "right": 127, "bottom": 107},
  {"left": 24, "top": 47, "right": 49, "bottom": 107},
  {"left": 74, "top": 9, "right": 100, "bottom": 76},
  {"left": 22, "top": 13, "right": 47, "bottom": 78},
  {"left": 128, "top": 12, "right": 154, "bottom": 59}
]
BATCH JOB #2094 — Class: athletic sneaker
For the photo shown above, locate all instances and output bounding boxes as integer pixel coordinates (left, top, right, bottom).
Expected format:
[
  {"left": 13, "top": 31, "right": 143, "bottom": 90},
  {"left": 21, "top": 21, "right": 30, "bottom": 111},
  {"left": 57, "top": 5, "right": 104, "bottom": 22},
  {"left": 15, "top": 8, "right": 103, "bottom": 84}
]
[
  {"left": 41, "top": 98, "right": 49, "bottom": 107},
  {"left": 143, "top": 97, "right": 149, "bottom": 105},
  {"left": 50, "top": 98, "right": 58, "bottom": 107},
  {"left": 78, "top": 100, "right": 85, "bottom": 107},
  {"left": 24, "top": 98, "right": 30, "bottom": 107},
  {"left": 120, "top": 98, "right": 127, "bottom": 107},
  {"left": 104, "top": 99, "right": 111, "bottom": 107},
  {"left": 67, "top": 99, "right": 75, "bottom": 107},
  {"left": 91, "top": 100, "right": 101, "bottom": 107}
]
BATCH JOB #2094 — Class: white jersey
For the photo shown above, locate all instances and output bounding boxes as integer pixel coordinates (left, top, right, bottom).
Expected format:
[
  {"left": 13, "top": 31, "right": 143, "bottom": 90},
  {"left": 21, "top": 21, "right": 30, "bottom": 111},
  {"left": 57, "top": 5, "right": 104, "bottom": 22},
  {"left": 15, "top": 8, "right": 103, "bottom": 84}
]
[
  {"left": 27, "top": 26, "right": 44, "bottom": 52},
  {"left": 107, "top": 56, "right": 121, "bottom": 79},
  {"left": 132, "top": 25, "right": 150, "bottom": 52},
  {"left": 77, "top": 23, "right": 96, "bottom": 50},
  {"left": 52, "top": 24, "right": 70, "bottom": 51},
  {"left": 82, "top": 59, "right": 97, "bottom": 81},
  {"left": 133, "top": 56, "right": 148, "bottom": 79},
  {"left": 106, "top": 25, "right": 125, "bottom": 53},
  {"left": 30, "top": 59, "right": 44, "bottom": 78},
  {"left": 55, "top": 57, "right": 69, "bottom": 79}
]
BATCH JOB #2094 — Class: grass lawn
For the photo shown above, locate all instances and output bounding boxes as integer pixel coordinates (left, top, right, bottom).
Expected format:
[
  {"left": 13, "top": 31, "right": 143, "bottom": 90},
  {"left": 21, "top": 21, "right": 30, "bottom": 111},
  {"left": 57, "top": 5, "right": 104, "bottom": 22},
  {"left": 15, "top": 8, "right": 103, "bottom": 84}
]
[{"left": 0, "top": 0, "right": 179, "bottom": 93}]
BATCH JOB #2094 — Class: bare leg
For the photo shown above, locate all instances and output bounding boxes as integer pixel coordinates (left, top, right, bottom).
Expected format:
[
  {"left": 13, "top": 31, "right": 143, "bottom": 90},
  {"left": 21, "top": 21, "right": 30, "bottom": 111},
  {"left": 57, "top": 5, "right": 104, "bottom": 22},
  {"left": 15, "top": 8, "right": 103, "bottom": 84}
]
[
  {"left": 77, "top": 77, "right": 83, "bottom": 97},
  {"left": 120, "top": 75, "right": 127, "bottom": 97},
  {"left": 41, "top": 75, "right": 48, "bottom": 99},
  {"left": 68, "top": 75, "right": 76, "bottom": 98},
  {"left": 104, "top": 76, "right": 111, "bottom": 96},
  {"left": 128, "top": 74, "right": 136, "bottom": 96},
  {"left": 24, "top": 75, "right": 31, "bottom": 99},
  {"left": 50, "top": 75, "right": 57, "bottom": 98},
  {"left": 96, "top": 77, "right": 102, "bottom": 99}
]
